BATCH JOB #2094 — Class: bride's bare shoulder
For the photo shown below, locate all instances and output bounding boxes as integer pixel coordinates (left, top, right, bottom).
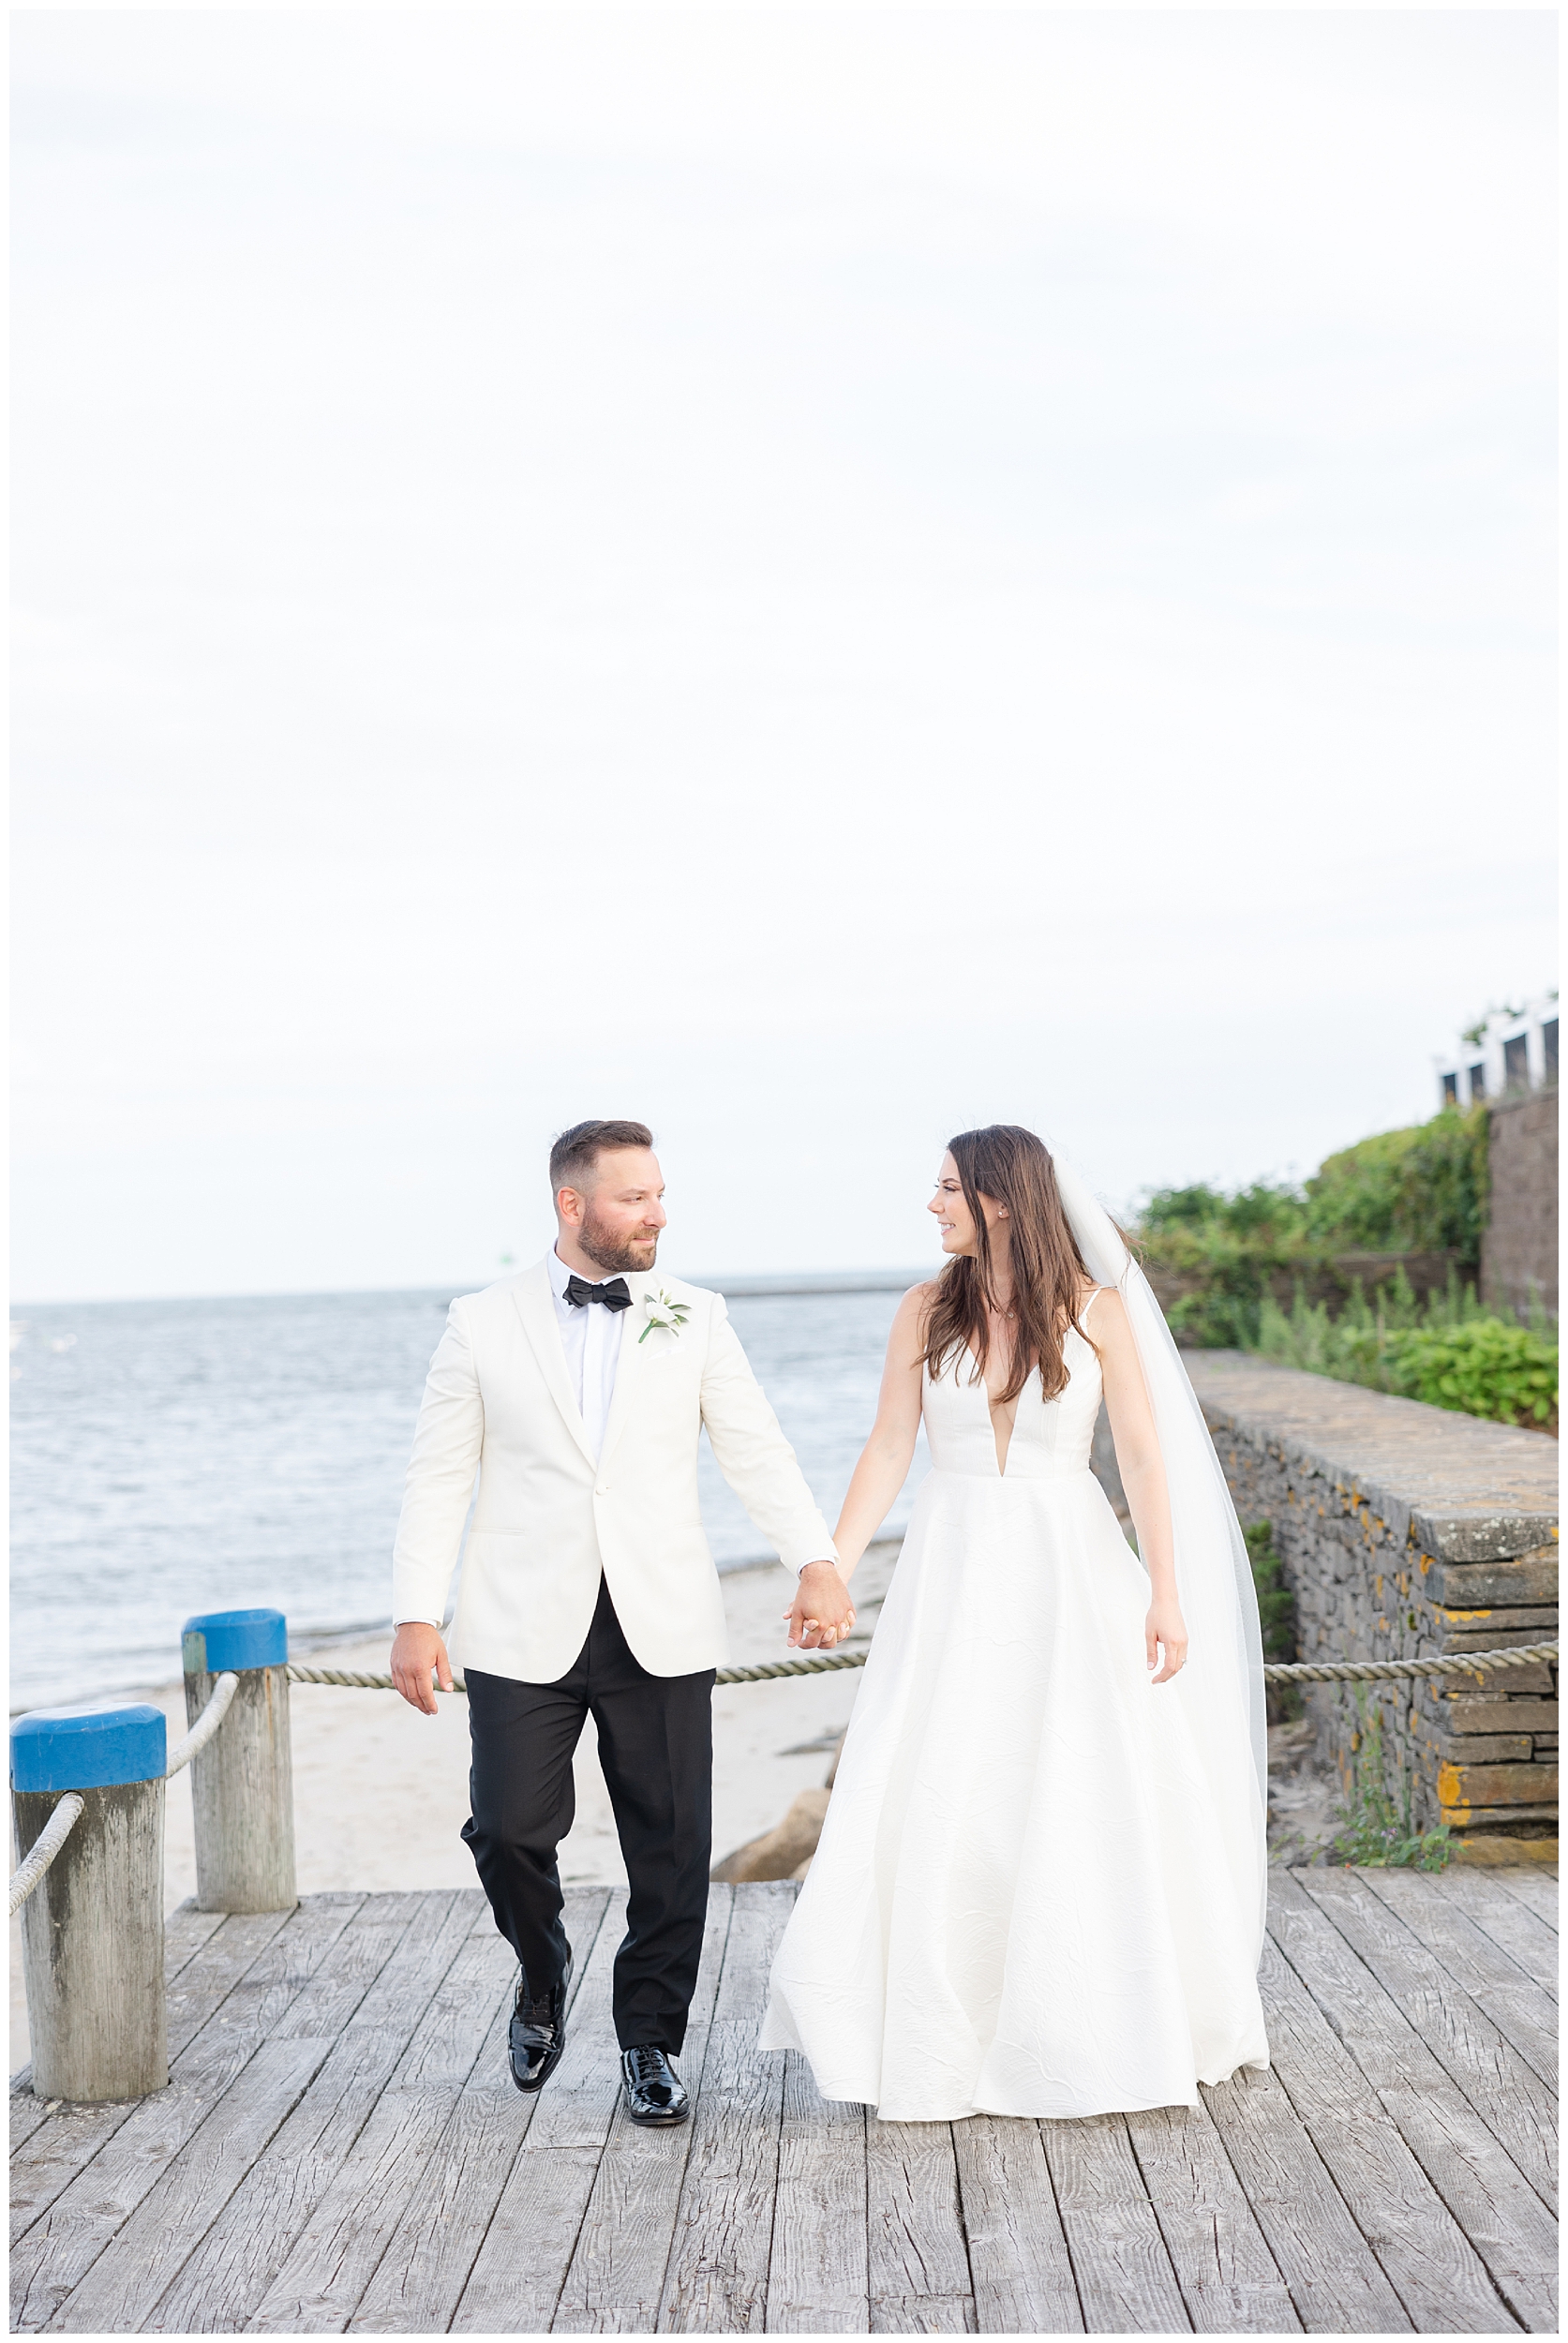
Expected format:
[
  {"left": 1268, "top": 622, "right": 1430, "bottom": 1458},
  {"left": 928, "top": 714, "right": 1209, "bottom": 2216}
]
[{"left": 1080, "top": 1282, "right": 1129, "bottom": 1336}]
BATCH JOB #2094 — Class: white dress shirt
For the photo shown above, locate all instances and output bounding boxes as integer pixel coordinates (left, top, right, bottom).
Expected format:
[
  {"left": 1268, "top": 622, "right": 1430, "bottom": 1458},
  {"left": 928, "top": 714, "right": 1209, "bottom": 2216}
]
[{"left": 548, "top": 1246, "right": 627, "bottom": 1461}]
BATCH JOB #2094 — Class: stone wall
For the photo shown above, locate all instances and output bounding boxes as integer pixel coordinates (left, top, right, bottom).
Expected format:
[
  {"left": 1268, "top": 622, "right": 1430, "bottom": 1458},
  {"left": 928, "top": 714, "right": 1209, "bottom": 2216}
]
[
  {"left": 1186, "top": 1354, "right": 1558, "bottom": 1859},
  {"left": 1483, "top": 1084, "right": 1559, "bottom": 1317}
]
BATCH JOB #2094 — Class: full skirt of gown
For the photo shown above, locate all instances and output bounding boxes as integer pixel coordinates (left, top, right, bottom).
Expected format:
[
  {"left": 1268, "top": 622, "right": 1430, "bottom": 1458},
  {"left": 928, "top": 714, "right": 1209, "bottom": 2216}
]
[{"left": 758, "top": 1329, "right": 1270, "bottom": 2123}]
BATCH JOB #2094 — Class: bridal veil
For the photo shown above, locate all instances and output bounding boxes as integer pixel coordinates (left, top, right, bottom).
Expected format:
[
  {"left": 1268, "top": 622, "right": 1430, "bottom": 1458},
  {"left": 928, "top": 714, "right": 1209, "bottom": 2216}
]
[{"left": 1053, "top": 1155, "right": 1270, "bottom": 1953}]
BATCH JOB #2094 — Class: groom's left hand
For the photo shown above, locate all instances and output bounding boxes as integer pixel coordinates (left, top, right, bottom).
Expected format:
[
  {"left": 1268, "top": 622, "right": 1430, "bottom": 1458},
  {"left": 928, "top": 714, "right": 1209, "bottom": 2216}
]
[{"left": 785, "top": 1561, "right": 857, "bottom": 1650}]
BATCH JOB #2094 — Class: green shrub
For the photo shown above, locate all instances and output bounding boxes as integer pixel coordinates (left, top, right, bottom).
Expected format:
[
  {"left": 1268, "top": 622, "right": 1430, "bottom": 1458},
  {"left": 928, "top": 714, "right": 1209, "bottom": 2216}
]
[
  {"left": 1254, "top": 1273, "right": 1557, "bottom": 1432},
  {"left": 1394, "top": 1104, "right": 1490, "bottom": 1264},
  {"left": 1390, "top": 1319, "right": 1558, "bottom": 1428},
  {"left": 1306, "top": 1126, "right": 1425, "bottom": 1250},
  {"left": 1245, "top": 1518, "right": 1304, "bottom": 1724},
  {"left": 1243, "top": 1519, "right": 1295, "bottom": 1662},
  {"left": 1305, "top": 1104, "right": 1488, "bottom": 1265},
  {"left": 1332, "top": 1693, "right": 1452, "bottom": 1870},
  {"left": 1140, "top": 1183, "right": 1312, "bottom": 1350}
]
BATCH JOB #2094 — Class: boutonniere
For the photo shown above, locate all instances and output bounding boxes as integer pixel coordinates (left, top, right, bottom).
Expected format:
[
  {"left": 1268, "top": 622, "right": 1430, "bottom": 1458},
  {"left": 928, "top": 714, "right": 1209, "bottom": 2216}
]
[{"left": 638, "top": 1286, "right": 691, "bottom": 1344}]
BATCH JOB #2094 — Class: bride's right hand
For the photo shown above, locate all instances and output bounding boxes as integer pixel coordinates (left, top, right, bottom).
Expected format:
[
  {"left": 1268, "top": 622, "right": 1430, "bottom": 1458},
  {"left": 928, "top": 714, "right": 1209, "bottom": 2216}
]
[
  {"left": 784, "top": 1562, "right": 857, "bottom": 1650},
  {"left": 1144, "top": 1600, "right": 1187, "bottom": 1685}
]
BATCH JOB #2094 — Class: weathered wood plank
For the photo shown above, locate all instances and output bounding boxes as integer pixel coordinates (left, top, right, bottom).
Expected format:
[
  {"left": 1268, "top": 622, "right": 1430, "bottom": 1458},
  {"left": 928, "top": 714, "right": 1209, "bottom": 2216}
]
[
  {"left": 869, "top": 2294, "right": 975, "bottom": 2334},
  {"left": 1271, "top": 1872, "right": 1554, "bottom": 2331},
  {"left": 246, "top": 1914, "right": 526, "bottom": 2333},
  {"left": 951, "top": 2116, "right": 1079, "bottom": 2336},
  {"left": 10, "top": 1898, "right": 359, "bottom": 2331},
  {"left": 1126, "top": 2100, "right": 1299, "bottom": 2334},
  {"left": 552, "top": 1888, "right": 733, "bottom": 2334},
  {"left": 866, "top": 2119, "right": 973, "bottom": 2334},
  {"left": 162, "top": 1908, "right": 306, "bottom": 2059},
  {"left": 1357, "top": 1870, "right": 1558, "bottom": 2093},
  {"left": 53, "top": 2036, "right": 332, "bottom": 2334},
  {"left": 10, "top": 1907, "right": 294, "bottom": 2246},
  {"left": 764, "top": 2045, "right": 869, "bottom": 2335},
  {"left": 1487, "top": 1868, "right": 1559, "bottom": 1930},
  {"left": 1202, "top": 2061, "right": 1411, "bottom": 2333},
  {"left": 8, "top": 2080, "right": 52, "bottom": 2156},
  {"left": 659, "top": 1881, "right": 796, "bottom": 2334},
  {"left": 1040, "top": 2112, "right": 1189, "bottom": 2334},
  {"left": 351, "top": 1888, "right": 615, "bottom": 2333},
  {"left": 1294, "top": 1869, "right": 1556, "bottom": 2212},
  {"left": 1437, "top": 1870, "right": 1560, "bottom": 1999},
  {"left": 1260, "top": 1928, "right": 1520, "bottom": 2331},
  {"left": 136, "top": 1891, "right": 470, "bottom": 2334},
  {"left": 164, "top": 1899, "right": 234, "bottom": 1965}
]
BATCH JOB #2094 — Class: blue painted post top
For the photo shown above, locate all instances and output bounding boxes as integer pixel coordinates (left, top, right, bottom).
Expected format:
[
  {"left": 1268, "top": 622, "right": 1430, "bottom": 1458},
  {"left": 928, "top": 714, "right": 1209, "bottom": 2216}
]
[
  {"left": 182, "top": 1608, "right": 288, "bottom": 1676},
  {"left": 11, "top": 1704, "right": 168, "bottom": 1793}
]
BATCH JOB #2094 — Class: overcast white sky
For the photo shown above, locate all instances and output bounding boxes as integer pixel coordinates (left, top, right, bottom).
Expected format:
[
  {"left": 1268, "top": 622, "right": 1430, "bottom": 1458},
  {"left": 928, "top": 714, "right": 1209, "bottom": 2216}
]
[{"left": 11, "top": 8, "right": 1556, "bottom": 1300}]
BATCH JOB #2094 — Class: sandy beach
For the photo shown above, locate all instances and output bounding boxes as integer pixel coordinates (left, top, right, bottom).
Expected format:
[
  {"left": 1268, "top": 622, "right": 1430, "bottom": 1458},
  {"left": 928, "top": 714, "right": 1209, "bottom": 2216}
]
[{"left": 9, "top": 1544, "right": 901, "bottom": 2075}]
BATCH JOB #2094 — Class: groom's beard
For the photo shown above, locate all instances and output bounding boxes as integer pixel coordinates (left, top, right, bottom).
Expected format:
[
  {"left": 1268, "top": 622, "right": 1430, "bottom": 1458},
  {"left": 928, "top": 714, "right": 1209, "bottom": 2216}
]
[{"left": 576, "top": 1205, "right": 659, "bottom": 1277}]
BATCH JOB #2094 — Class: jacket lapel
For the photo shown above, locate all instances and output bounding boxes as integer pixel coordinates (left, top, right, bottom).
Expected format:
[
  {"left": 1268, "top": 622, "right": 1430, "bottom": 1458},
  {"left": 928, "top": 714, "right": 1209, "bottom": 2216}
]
[{"left": 512, "top": 1259, "right": 599, "bottom": 1470}]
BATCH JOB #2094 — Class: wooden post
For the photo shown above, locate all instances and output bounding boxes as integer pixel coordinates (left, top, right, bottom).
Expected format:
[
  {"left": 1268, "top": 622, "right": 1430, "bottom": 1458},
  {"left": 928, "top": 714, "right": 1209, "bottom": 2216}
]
[
  {"left": 182, "top": 1607, "right": 296, "bottom": 1914},
  {"left": 11, "top": 1703, "right": 169, "bottom": 2102}
]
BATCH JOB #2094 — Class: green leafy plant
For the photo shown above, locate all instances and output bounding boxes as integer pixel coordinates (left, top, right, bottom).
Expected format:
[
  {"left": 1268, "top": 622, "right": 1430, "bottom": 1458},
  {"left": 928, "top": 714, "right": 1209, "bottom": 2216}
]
[
  {"left": 1305, "top": 1104, "right": 1488, "bottom": 1265},
  {"left": 1332, "top": 1692, "right": 1452, "bottom": 1869},
  {"left": 1244, "top": 1520, "right": 1294, "bottom": 1661},
  {"left": 1140, "top": 1182, "right": 1313, "bottom": 1350},
  {"left": 1305, "top": 1125, "right": 1425, "bottom": 1251},
  {"left": 1390, "top": 1319, "right": 1558, "bottom": 1428},
  {"left": 1253, "top": 1273, "right": 1557, "bottom": 1432},
  {"left": 1245, "top": 1519, "right": 1302, "bottom": 1724}
]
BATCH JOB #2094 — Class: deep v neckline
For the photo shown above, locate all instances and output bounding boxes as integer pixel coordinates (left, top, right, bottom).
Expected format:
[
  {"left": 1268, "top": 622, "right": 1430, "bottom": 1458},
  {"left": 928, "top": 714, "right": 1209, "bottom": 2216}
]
[
  {"left": 962, "top": 1310, "right": 1097, "bottom": 1477},
  {"left": 963, "top": 1343, "right": 1029, "bottom": 1478}
]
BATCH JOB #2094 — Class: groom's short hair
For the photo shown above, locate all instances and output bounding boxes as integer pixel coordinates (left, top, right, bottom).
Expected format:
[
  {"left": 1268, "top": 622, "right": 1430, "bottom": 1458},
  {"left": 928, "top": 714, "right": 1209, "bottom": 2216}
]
[{"left": 549, "top": 1119, "right": 655, "bottom": 1195}]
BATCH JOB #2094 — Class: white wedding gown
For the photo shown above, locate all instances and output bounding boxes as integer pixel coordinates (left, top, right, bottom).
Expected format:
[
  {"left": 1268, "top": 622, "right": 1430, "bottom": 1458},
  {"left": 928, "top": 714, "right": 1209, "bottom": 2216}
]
[{"left": 758, "top": 1296, "right": 1270, "bottom": 2121}]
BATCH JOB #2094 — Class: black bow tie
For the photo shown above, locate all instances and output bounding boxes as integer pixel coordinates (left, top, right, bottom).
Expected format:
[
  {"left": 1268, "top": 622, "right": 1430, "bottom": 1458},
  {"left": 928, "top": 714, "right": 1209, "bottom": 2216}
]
[{"left": 564, "top": 1273, "right": 633, "bottom": 1312}]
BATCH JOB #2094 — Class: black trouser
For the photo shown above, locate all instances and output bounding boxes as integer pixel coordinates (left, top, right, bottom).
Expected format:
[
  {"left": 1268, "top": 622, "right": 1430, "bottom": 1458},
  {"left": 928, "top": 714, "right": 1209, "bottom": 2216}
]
[{"left": 461, "top": 1574, "right": 715, "bottom": 2053}]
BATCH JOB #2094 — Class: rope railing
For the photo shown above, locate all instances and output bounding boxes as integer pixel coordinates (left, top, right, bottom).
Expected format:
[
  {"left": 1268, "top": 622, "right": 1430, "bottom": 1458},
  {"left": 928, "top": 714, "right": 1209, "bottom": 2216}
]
[
  {"left": 1263, "top": 1642, "right": 1557, "bottom": 1686},
  {"left": 287, "top": 1640, "right": 1559, "bottom": 1696},
  {"left": 167, "top": 1672, "right": 239, "bottom": 1776},
  {"left": 8, "top": 1794, "right": 85, "bottom": 1917}
]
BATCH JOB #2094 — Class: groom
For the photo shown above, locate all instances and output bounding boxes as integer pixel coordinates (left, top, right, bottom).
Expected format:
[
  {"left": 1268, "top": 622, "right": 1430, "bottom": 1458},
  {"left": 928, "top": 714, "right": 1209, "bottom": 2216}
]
[{"left": 390, "top": 1120, "right": 854, "bottom": 2127}]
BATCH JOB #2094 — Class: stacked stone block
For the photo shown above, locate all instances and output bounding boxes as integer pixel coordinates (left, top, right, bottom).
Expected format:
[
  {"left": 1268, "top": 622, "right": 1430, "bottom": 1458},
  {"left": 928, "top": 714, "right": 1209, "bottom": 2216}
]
[
  {"left": 1482, "top": 1082, "right": 1559, "bottom": 1318},
  {"left": 1185, "top": 1354, "right": 1558, "bottom": 1860}
]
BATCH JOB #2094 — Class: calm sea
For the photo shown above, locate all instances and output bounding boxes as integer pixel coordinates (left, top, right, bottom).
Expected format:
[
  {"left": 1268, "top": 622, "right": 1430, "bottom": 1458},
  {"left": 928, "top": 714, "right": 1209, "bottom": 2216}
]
[{"left": 9, "top": 1279, "right": 929, "bottom": 1712}]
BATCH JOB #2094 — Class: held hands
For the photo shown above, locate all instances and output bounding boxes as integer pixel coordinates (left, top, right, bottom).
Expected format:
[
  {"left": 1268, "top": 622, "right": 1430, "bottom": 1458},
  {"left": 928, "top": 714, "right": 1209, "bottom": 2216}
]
[
  {"left": 1144, "top": 1599, "right": 1188, "bottom": 1686},
  {"left": 391, "top": 1622, "right": 455, "bottom": 1715},
  {"left": 785, "top": 1560, "right": 857, "bottom": 1651}
]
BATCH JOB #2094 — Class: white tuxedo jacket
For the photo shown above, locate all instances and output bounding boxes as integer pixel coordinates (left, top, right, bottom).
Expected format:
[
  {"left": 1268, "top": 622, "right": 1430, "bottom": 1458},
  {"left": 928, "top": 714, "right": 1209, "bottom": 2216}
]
[{"left": 392, "top": 1258, "right": 836, "bottom": 1681}]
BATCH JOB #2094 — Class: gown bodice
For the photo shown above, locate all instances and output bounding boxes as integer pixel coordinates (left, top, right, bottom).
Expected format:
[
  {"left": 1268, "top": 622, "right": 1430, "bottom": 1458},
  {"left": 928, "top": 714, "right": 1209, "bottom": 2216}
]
[{"left": 921, "top": 1320, "right": 1103, "bottom": 1480}]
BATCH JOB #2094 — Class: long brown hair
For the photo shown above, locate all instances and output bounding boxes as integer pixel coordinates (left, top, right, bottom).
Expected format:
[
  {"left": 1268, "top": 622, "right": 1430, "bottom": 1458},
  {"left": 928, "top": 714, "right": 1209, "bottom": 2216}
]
[{"left": 919, "top": 1126, "right": 1094, "bottom": 1403}]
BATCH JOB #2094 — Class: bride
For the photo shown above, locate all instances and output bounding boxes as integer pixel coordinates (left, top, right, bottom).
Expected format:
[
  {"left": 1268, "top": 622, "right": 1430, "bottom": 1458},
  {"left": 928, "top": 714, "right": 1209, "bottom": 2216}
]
[{"left": 760, "top": 1125, "right": 1270, "bottom": 2121}]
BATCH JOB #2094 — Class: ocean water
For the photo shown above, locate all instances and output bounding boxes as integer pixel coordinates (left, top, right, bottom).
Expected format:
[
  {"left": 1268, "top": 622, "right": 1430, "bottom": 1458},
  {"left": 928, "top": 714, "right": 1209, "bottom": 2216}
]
[{"left": 9, "top": 1280, "right": 929, "bottom": 1712}]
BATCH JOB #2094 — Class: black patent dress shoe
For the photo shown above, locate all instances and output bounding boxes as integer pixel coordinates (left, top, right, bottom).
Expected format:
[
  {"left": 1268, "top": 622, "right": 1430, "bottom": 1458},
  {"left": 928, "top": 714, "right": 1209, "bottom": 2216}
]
[
  {"left": 508, "top": 1954, "right": 572, "bottom": 2094},
  {"left": 620, "top": 2043, "right": 690, "bottom": 2127}
]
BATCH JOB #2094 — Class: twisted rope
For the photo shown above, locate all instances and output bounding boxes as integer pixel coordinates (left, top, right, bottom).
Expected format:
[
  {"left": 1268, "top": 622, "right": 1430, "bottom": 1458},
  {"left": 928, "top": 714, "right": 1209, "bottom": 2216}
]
[
  {"left": 8, "top": 1796, "right": 84, "bottom": 1917},
  {"left": 1262, "top": 1641, "right": 1557, "bottom": 1685},
  {"left": 288, "top": 1640, "right": 1556, "bottom": 1696},
  {"left": 167, "top": 1673, "right": 238, "bottom": 1775}
]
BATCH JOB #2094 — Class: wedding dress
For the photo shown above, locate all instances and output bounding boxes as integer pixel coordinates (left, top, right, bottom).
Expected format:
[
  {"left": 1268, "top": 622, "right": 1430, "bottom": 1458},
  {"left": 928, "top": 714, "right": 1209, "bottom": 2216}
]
[{"left": 758, "top": 1280, "right": 1270, "bottom": 2121}]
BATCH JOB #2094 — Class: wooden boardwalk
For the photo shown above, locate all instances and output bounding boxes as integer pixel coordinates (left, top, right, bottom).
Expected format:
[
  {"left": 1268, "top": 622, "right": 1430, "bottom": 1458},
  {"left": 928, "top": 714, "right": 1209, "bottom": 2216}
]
[{"left": 8, "top": 1869, "right": 1557, "bottom": 2334}]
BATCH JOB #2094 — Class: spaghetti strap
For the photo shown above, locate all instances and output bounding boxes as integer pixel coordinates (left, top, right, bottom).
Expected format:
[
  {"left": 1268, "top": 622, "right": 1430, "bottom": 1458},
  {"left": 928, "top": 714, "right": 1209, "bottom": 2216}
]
[{"left": 1078, "top": 1286, "right": 1104, "bottom": 1329}]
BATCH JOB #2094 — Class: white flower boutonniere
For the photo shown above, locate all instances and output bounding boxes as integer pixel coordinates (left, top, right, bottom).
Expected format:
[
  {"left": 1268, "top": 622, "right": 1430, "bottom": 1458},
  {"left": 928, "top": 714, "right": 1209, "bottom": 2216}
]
[{"left": 639, "top": 1286, "right": 691, "bottom": 1345}]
